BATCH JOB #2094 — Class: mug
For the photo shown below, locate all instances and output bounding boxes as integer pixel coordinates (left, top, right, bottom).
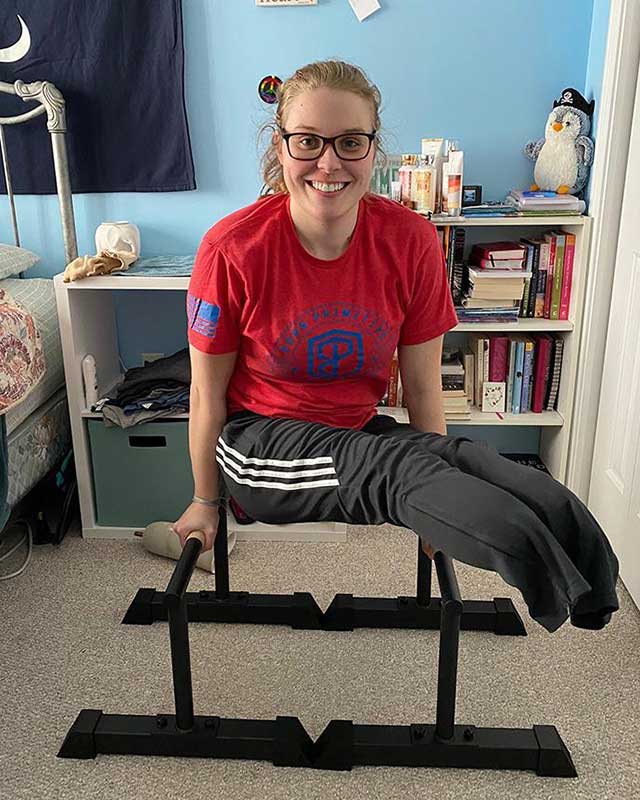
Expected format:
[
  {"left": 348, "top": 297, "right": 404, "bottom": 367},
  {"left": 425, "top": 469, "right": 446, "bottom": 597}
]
[{"left": 95, "top": 221, "right": 140, "bottom": 255}]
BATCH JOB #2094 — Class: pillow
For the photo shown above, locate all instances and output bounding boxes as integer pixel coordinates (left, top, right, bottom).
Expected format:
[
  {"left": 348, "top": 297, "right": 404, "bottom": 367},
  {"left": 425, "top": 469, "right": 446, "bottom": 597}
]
[{"left": 0, "top": 242, "right": 40, "bottom": 279}]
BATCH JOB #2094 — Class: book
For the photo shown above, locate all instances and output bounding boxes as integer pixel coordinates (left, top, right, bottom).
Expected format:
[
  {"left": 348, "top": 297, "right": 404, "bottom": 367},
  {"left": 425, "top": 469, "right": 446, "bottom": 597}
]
[
  {"left": 387, "top": 353, "right": 399, "bottom": 406},
  {"left": 442, "top": 226, "right": 451, "bottom": 282},
  {"left": 535, "top": 239, "right": 551, "bottom": 317},
  {"left": 468, "top": 334, "right": 489, "bottom": 408},
  {"left": 550, "top": 232, "right": 566, "bottom": 319},
  {"left": 467, "top": 267, "right": 532, "bottom": 280},
  {"left": 441, "top": 349, "right": 465, "bottom": 375},
  {"left": 559, "top": 232, "right": 576, "bottom": 320},
  {"left": 489, "top": 335, "right": 509, "bottom": 382},
  {"left": 506, "top": 190, "right": 586, "bottom": 213},
  {"left": 446, "top": 225, "right": 455, "bottom": 287},
  {"left": 442, "top": 376, "right": 465, "bottom": 391},
  {"left": 531, "top": 334, "right": 553, "bottom": 413},
  {"left": 462, "top": 202, "right": 516, "bottom": 215},
  {"left": 467, "top": 288, "right": 528, "bottom": 301},
  {"left": 517, "top": 242, "right": 531, "bottom": 316},
  {"left": 451, "top": 227, "right": 466, "bottom": 303},
  {"left": 500, "top": 452, "right": 551, "bottom": 474},
  {"left": 543, "top": 233, "right": 557, "bottom": 317},
  {"left": 462, "top": 209, "right": 518, "bottom": 217},
  {"left": 511, "top": 339, "right": 525, "bottom": 414},
  {"left": 545, "top": 337, "right": 565, "bottom": 410},
  {"left": 472, "top": 241, "right": 527, "bottom": 261},
  {"left": 519, "top": 274, "right": 531, "bottom": 318},
  {"left": 520, "top": 338, "right": 535, "bottom": 413},
  {"left": 515, "top": 207, "right": 585, "bottom": 216},
  {"left": 462, "top": 347, "right": 475, "bottom": 406},
  {"left": 505, "top": 338, "right": 517, "bottom": 414},
  {"left": 520, "top": 238, "right": 543, "bottom": 319},
  {"left": 482, "top": 337, "right": 490, "bottom": 385},
  {"left": 478, "top": 257, "right": 526, "bottom": 270},
  {"left": 461, "top": 298, "right": 520, "bottom": 309},
  {"left": 519, "top": 190, "right": 558, "bottom": 199}
]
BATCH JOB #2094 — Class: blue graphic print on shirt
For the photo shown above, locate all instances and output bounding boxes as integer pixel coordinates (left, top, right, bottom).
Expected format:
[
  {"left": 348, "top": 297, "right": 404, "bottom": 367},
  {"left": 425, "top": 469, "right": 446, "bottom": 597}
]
[
  {"left": 309, "top": 330, "right": 364, "bottom": 378},
  {"left": 270, "top": 302, "right": 395, "bottom": 381}
]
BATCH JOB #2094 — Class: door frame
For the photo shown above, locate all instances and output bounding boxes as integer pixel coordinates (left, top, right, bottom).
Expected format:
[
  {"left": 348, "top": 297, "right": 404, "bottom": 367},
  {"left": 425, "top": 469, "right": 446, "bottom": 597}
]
[{"left": 565, "top": 0, "right": 640, "bottom": 501}]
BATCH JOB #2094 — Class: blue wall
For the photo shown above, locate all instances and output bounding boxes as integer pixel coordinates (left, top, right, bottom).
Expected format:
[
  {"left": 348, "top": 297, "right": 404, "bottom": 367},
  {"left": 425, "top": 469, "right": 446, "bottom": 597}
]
[
  {"left": 584, "top": 0, "right": 610, "bottom": 202},
  {"left": 3, "top": 0, "right": 600, "bottom": 276}
]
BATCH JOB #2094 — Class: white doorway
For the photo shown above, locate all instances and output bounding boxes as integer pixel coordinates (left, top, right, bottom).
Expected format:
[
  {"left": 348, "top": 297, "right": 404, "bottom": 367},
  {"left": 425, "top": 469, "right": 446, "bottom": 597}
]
[{"left": 588, "top": 54, "right": 640, "bottom": 608}]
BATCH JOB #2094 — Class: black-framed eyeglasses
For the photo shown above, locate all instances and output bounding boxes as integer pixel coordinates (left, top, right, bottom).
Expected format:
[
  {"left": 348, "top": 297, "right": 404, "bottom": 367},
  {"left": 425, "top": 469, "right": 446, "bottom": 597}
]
[{"left": 279, "top": 129, "right": 377, "bottom": 161}]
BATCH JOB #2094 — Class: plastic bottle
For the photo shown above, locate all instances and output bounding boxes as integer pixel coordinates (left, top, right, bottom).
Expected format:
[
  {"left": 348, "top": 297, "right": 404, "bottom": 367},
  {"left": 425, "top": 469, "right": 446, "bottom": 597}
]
[
  {"left": 413, "top": 156, "right": 437, "bottom": 214},
  {"left": 445, "top": 143, "right": 464, "bottom": 216},
  {"left": 399, "top": 154, "right": 418, "bottom": 207}
]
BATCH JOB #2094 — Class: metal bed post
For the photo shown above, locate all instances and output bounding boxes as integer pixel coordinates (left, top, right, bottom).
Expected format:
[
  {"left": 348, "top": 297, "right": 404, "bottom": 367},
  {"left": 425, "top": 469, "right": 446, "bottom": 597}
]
[{"left": 0, "top": 79, "right": 78, "bottom": 263}]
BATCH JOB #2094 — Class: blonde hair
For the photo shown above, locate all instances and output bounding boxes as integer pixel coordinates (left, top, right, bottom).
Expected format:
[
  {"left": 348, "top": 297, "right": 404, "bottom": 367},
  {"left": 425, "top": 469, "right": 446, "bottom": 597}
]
[{"left": 258, "top": 59, "right": 386, "bottom": 195}]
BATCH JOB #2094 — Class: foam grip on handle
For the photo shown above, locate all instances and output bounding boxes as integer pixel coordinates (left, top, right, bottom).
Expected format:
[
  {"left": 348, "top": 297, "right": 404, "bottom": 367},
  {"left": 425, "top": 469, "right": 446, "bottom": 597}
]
[{"left": 186, "top": 530, "right": 205, "bottom": 546}]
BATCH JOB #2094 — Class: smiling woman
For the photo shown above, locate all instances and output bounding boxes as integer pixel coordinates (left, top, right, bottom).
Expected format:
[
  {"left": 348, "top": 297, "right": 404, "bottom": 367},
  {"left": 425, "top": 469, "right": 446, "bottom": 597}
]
[{"left": 171, "top": 60, "right": 620, "bottom": 639}]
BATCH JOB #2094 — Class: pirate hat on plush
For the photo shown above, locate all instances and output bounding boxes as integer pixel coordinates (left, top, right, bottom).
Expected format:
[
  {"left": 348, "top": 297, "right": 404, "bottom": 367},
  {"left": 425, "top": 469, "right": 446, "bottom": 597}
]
[{"left": 553, "top": 88, "right": 595, "bottom": 119}]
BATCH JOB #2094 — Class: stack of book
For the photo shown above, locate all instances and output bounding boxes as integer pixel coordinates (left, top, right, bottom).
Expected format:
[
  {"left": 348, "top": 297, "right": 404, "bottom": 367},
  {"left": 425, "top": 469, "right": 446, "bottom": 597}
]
[
  {"left": 441, "top": 349, "right": 470, "bottom": 420},
  {"left": 379, "top": 349, "right": 471, "bottom": 420},
  {"left": 458, "top": 241, "right": 530, "bottom": 323},
  {"left": 439, "top": 226, "right": 466, "bottom": 304},
  {"left": 380, "top": 352, "right": 403, "bottom": 408},
  {"left": 467, "top": 333, "right": 564, "bottom": 414},
  {"left": 518, "top": 231, "right": 576, "bottom": 319},
  {"left": 506, "top": 190, "right": 586, "bottom": 216},
  {"left": 462, "top": 202, "right": 518, "bottom": 218}
]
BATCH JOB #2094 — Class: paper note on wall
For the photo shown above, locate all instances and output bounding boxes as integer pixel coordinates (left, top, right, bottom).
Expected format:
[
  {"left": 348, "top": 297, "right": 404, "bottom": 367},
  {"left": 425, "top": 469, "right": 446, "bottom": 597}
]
[{"left": 348, "top": 0, "right": 381, "bottom": 22}]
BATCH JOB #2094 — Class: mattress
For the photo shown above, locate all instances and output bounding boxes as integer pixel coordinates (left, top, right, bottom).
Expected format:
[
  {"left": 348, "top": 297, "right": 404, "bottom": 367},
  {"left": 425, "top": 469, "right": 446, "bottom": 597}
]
[
  {"left": 6, "top": 386, "right": 70, "bottom": 508},
  {"left": 2, "top": 278, "right": 65, "bottom": 435}
]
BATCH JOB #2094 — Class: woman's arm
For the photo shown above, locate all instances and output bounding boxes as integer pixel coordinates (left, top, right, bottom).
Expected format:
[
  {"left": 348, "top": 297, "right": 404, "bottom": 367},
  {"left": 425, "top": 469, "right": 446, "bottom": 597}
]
[
  {"left": 189, "top": 345, "right": 238, "bottom": 499},
  {"left": 173, "top": 346, "right": 238, "bottom": 552},
  {"left": 397, "top": 335, "right": 447, "bottom": 435}
]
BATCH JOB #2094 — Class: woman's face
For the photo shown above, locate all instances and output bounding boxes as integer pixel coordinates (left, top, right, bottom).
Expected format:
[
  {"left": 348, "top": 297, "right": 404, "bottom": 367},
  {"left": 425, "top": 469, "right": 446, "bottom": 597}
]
[{"left": 277, "top": 87, "right": 377, "bottom": 225}]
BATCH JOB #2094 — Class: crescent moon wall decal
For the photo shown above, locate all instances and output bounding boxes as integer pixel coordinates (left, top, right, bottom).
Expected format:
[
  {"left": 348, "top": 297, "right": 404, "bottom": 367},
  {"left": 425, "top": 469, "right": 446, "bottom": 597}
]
[{"left": 0, "top": 15, "right": 32, "bottom": 63}]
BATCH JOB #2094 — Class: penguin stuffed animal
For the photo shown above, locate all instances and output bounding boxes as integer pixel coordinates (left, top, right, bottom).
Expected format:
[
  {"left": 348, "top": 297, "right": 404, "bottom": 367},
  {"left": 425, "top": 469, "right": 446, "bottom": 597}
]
[{"left": 524, "top": 87, "right": 595, "bottom": 196}]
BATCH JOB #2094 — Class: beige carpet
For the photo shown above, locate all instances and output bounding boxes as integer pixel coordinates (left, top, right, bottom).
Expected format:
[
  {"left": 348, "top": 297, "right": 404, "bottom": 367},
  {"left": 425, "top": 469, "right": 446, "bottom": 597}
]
[{"left": 1, "top": 519, "right": 639, "bottom": 800}]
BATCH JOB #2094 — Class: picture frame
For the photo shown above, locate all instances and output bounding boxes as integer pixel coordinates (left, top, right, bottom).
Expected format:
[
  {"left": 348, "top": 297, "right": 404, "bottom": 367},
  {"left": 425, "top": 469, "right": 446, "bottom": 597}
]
[{"left": 462, "top": 185, "right": 482, "bottom": 207}]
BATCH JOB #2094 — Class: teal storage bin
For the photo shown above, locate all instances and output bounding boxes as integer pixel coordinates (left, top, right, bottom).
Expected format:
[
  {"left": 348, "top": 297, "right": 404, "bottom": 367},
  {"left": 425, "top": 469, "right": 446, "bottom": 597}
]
[{"left": 87, "top": 419, "right": 193, "bottom": 527}]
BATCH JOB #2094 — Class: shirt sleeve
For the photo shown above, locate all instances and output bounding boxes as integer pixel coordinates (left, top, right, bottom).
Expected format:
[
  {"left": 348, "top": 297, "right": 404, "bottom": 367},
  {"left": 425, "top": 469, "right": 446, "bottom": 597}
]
[
  {"left": 399, "top": 225, "right": 459, "bottom": 346},
  {"left": 187, "top": 238, "right": 243, "bottom": 354}
]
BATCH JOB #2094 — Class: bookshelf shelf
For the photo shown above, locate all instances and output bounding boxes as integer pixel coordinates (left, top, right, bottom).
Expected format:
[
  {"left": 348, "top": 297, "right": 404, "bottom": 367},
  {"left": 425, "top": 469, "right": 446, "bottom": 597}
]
[
  {"left": 422, "top": 214, "right": 587, "bottom": 227},
  {"left": 377, "top": 406, "right": 563, "bottom": 427},
  {"left": 454, "top": 319, "right": 573, "bottom": 333},
  {"left": 62, "top": 274, "right": 189, "bottom": 290},
  {"left": 82, "top": 407, "right": 562, "bottom": 428}
]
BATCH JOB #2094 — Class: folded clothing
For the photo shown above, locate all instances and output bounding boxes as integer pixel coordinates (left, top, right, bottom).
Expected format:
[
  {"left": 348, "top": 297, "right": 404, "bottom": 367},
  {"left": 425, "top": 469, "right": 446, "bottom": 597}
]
[
  {"left": 96, "top": 348, "right": 191, "bottom": 427},
  {"left": 110, "top": 349, "right": 190, "bottom": 402}
]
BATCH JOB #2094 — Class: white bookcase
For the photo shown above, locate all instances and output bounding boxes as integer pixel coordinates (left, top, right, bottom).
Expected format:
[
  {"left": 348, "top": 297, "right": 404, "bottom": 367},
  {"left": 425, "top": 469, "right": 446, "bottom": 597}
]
[{"left": 54, "top": 214, "right": 591, "bottom": 541}]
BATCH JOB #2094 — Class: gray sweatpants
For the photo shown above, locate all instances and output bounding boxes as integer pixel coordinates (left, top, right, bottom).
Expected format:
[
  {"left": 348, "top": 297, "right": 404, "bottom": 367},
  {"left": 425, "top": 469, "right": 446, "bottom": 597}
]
[{"left": 217, "top": 410, "right": 619, "bottom": 634}]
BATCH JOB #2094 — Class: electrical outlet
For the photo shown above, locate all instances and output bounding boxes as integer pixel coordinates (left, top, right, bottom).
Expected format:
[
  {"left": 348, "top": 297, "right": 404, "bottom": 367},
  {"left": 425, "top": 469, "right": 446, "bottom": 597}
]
[{"left": 141, "top": 352, "right": 164, "bottom": 366}]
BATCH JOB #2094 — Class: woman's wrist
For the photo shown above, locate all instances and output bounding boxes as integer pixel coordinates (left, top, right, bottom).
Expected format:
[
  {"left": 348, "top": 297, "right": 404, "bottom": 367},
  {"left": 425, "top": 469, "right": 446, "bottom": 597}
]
[{"left": 192, "top": 494, "right": 225, "bottom": 508}]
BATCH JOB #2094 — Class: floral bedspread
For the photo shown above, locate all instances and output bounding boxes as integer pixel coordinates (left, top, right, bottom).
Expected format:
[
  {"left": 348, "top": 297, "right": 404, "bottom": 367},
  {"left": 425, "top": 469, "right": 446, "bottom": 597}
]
[{"left": 0, "top": 286, "right": 45, "bottom": 415}]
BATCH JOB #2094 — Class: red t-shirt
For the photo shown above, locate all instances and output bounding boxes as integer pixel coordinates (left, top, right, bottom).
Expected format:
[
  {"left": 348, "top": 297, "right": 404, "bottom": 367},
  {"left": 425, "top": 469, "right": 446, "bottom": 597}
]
[{"left": 187, "top": 192, "right": 458, "bottom": 429}]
